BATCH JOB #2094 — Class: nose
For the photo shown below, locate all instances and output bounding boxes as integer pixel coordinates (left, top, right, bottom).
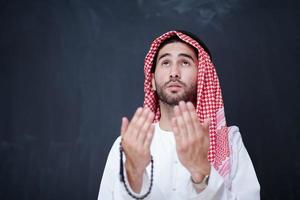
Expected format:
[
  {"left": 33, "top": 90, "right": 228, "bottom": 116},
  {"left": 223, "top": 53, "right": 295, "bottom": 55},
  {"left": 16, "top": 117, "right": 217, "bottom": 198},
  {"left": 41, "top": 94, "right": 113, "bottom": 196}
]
[{"left": 169, "top": 65, "right": 180, "bottom": 79}]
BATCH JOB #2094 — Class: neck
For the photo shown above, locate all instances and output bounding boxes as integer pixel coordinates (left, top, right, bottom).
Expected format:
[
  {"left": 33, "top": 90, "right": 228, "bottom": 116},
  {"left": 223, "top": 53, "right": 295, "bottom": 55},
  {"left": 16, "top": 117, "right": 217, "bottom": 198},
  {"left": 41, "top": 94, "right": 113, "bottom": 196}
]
[{"left": 158, "top": 101, "right": 175, "bottom": 132}]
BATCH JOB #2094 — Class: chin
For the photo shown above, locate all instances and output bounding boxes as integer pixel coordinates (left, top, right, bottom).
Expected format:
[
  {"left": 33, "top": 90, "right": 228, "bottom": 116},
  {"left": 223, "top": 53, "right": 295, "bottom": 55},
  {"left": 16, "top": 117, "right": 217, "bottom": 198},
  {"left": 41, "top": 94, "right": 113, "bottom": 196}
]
[
  {"left": 157, "top": 87, "right": 196, "bottom": 105},
  {"left": 164, "top": 96, "right": 185, "bottom": 106}
]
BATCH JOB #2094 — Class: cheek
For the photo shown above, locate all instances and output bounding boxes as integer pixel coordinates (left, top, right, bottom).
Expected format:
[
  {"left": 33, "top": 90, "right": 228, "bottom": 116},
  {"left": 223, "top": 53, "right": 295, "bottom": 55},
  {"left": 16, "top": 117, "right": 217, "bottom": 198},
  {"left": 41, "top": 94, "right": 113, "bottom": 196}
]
[
  {"left": 154, "top": 71, "right": 168, "bottom": 84},
  {"left": 183, "top": 69, "right": 198, "bottom": 85},
  {"left": 191, "top": 70, "right": 197, "bottom": 81}
]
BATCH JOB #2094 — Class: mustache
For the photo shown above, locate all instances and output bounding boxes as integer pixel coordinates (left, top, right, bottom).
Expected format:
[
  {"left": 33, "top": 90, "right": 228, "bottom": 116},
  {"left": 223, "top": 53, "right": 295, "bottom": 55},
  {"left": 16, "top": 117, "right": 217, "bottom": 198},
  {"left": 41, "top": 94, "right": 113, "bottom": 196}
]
[{"left": 164, "top": 78, "right": 187, "bottom": 87}]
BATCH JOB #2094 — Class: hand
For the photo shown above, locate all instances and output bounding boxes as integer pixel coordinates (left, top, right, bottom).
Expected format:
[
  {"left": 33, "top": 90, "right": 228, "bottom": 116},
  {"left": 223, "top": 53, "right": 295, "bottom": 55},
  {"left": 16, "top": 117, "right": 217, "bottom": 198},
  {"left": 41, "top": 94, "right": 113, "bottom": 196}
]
[
  {"left": 172, "top": 101, "right": 211, "bottom": 183},
  {"left": 121, "top": 107, "right": 155, "bottom": 192}
]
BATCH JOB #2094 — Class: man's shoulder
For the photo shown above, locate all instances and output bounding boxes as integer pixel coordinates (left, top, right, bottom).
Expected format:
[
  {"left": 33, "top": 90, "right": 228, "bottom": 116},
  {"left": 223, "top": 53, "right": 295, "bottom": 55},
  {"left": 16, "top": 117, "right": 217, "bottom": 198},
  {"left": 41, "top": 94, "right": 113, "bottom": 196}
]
[
  {"left": 227, "top": 125, "right": 245, "bottom": 151},
  {"left": 106, "top": 136, "right": 122, "bottom": 156},
  {"left": 112, "top": 136, "right": 122, "bottom": 148}
]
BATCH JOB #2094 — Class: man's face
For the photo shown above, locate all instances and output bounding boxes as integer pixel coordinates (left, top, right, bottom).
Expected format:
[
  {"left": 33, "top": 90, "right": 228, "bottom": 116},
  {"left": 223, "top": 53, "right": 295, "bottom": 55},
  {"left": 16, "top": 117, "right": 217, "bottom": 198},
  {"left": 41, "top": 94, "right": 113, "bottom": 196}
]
[{"left": 152, "top": 42, "right": 198, "bottom": 106}]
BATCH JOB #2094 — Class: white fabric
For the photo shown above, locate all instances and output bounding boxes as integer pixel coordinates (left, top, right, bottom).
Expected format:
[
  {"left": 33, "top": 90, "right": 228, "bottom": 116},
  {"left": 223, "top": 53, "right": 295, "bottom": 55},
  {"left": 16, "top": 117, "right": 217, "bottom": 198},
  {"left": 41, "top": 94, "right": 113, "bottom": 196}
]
[{"left": 97, "top": 123, "right": 260, "bottom": 200}]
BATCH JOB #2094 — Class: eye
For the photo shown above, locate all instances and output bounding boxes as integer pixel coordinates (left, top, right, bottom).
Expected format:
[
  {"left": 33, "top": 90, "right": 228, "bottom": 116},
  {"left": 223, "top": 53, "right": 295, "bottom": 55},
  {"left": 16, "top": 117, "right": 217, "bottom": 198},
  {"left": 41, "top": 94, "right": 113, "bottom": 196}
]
[
  {"left": 181, "top": 60, "right": 191, "bottom": 67},
  {"left": 161, "top": 60, "right": 170, "bottom": 67}
]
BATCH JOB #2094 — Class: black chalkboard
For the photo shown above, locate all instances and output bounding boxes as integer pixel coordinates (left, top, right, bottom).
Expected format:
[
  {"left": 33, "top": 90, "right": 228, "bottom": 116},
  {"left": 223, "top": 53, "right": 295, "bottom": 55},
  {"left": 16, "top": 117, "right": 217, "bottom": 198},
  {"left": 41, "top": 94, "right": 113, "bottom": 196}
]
[{"left": 0, "top": 0, "right": 299, "bottom": 199}]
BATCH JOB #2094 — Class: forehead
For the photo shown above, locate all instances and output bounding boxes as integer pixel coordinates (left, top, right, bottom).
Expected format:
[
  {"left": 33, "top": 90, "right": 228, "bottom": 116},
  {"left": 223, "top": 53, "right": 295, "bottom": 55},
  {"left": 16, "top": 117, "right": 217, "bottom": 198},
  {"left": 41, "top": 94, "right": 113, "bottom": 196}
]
[{"left": 157, "top": 41, "right": 198, "bottom": 58}]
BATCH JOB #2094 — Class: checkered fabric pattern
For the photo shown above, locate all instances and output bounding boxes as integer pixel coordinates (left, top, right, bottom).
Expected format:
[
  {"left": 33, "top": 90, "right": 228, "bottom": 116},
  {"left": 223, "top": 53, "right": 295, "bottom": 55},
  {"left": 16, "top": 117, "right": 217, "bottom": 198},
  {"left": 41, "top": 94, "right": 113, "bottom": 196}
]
[{"left": 143, "top": 30, "right": 230, "bottom": 173}]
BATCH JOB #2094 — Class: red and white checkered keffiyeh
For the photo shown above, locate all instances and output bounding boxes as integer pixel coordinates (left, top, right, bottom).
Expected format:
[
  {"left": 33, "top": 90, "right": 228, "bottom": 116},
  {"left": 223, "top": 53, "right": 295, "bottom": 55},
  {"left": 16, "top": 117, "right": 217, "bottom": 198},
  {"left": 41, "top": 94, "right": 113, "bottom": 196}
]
[{"left": 143, "top": 30, "right": 231, "bottom": 177}]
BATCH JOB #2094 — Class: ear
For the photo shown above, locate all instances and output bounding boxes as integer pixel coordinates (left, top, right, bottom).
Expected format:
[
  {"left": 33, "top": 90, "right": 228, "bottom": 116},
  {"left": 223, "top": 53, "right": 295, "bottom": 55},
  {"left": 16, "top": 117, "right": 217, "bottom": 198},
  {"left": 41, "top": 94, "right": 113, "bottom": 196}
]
[{"left": 151, "top": 74, "right": 156, "bottom": 91}]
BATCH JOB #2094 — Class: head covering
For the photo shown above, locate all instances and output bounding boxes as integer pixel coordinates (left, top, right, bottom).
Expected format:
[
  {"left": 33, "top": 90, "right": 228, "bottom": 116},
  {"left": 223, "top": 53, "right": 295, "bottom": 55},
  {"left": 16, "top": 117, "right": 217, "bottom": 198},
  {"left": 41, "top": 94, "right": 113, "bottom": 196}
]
[{"left": 143, "top": 30, "right": 231, "bottom": 178}]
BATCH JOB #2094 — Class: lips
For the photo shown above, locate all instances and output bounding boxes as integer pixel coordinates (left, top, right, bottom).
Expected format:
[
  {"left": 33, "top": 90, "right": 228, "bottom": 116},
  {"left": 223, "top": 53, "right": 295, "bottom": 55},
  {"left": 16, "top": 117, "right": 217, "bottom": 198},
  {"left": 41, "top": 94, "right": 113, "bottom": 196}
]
[
  {"left": 168, "top": 84, "right": 181, "bottom": 88},
  {"left": 167, "top": 82, "right": 182, "bottom": 88},
  {"left": 166, "top": 82, "right": 183, "bottom": 91}
]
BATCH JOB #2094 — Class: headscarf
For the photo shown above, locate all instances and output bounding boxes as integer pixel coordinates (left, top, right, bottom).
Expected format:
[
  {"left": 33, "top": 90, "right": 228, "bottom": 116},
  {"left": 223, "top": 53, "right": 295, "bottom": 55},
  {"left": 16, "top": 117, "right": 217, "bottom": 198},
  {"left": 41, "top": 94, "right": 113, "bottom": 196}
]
[{"left": 143, "top": 30, "right": 231, "bottom": 179}]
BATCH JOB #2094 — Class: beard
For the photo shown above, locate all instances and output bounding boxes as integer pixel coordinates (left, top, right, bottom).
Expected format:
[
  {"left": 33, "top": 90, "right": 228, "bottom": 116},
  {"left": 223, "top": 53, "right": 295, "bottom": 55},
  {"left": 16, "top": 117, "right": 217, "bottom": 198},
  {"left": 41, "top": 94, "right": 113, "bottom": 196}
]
[{"left": 155, "top": 78, "right": 197, "bottom": 106}]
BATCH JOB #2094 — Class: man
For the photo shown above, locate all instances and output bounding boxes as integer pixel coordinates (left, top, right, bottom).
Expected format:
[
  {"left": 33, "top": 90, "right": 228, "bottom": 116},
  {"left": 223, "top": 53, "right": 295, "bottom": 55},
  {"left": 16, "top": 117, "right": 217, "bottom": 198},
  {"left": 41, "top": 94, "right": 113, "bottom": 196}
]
[{"left": 98, "top": 30, "right": 260, "bottom": 199}]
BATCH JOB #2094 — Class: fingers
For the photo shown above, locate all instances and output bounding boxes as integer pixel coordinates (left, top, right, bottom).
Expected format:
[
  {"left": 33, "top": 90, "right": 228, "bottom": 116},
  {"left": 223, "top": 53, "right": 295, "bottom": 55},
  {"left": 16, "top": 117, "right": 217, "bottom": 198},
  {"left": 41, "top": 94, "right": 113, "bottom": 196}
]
[
  {"left": 202, "top": 118, "right": 211, "bottom": 135},
  {"left": 172, "top": 117, "right": 181, "bottom": 144},
  {"left": 178, "top": 101, "right": 195, "bottom": 139},
  {"left": 174, "top": 105, "right": 188, "bottom": 140},
  {"left": 123, "top": 107, "right": 155, "bottom": 144},
  {"left": 137, "top": 109, "right": 155, "bottom": 144},
  {"left": 121, "top": 117, "right": 129, "bottom": 137},
  {"left": 126, "top": 107, "right": 145, "bottom": 140},
  {"left": 186, "top": 101, "right": 211, "bottom": 133},
  {"left": 130, "top": 107, "right": 144, "bottom": 126},
  {"left": 186, "top": 102, "right": 201, "bottom": 131},
  {"left": 174, "top": 101, "right": 210, "bottom": 138},
  {"left": 144, "top": 124, "right": 155, "bottom": 149}
]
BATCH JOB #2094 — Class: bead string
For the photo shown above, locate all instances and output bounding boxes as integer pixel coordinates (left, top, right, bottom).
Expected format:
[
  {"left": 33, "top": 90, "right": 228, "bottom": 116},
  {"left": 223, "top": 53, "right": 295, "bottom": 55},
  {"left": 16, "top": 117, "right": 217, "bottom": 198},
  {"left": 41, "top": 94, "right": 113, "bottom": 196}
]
[{"left": 119, "top": 142, "right": 154, "bottom": 200}]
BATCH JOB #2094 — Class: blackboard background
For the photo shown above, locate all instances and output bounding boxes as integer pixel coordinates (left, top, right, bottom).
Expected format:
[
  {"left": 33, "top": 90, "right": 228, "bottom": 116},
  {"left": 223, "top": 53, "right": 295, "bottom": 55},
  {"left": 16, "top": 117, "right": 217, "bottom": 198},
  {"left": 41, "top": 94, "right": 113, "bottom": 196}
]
[{"left": 0, "top": 0, "right": 299, "bottom": 199}]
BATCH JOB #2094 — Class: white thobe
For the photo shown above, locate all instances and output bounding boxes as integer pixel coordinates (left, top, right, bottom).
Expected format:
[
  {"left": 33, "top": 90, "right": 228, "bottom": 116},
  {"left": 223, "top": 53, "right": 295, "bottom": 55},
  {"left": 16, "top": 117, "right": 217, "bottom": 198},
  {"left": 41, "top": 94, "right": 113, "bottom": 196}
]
[{"left": 98, "top": 123, "right": 260, "bottom": 200}]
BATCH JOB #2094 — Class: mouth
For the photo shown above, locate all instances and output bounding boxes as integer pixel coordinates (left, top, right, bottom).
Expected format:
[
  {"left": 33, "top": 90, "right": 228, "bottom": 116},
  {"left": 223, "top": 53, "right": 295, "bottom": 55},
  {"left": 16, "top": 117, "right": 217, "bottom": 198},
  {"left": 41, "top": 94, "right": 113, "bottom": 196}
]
[
  {"left": 168, "top": 84, "right": 181, "bottom": 88},
  {"left": 166, "top": 82, "right": 183, "bottom": 92}
]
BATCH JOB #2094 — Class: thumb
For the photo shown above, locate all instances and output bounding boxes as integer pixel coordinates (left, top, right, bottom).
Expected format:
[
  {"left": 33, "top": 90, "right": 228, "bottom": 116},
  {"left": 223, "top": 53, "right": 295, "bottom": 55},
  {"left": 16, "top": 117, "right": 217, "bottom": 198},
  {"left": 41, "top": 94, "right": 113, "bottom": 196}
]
[{"left": 120, "top": 117, "right": 129, "bottom": 136}]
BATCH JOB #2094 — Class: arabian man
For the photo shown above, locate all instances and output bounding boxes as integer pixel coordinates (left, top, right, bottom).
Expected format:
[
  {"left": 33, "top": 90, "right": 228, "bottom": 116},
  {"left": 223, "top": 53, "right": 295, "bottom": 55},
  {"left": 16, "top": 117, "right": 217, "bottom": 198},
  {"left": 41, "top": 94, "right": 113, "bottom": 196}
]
[{"left": 98, "top": 30, "right": 260, "bottom": 200}]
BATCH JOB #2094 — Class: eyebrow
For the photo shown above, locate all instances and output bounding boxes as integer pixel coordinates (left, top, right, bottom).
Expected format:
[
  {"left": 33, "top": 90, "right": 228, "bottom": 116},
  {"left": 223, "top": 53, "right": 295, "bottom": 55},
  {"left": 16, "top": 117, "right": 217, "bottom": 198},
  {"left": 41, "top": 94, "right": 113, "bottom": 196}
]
[
  {"left": 157, "top": 53, "right": 170, "bottom": 62},
  {"left": 178, "top": 53, "right": 195, "bottom": 62},
  {"left": 157, "top": 53, "right": 196, "bottom": 62}
]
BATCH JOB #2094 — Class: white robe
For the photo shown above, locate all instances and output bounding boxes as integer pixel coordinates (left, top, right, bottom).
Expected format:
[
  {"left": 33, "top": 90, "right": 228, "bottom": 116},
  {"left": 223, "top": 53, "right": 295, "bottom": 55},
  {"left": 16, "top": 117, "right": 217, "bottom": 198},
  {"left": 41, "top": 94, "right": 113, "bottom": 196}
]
[{"left": 98, "top": 123, "right": 260, "bottom": 200}]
